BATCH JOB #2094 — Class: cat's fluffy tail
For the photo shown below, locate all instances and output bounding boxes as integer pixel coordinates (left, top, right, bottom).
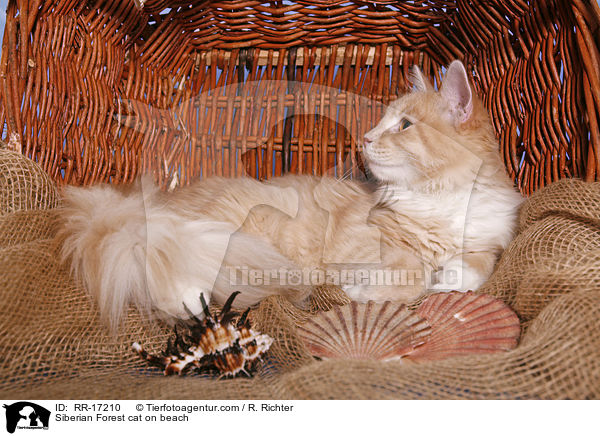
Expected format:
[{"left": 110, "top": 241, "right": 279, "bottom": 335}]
[{"left": 57, "top": 179, "right": 310, "bottom": 330}]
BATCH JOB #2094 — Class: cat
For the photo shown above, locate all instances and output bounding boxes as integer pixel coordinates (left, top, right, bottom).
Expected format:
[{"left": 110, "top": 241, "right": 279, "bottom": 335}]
[{"left": 57, "top": 60, "right": 523, "bottom": 330}]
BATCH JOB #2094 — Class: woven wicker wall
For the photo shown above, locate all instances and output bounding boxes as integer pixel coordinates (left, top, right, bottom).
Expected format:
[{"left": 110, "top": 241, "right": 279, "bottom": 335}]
[{"left": 0, "top": 1, "right": 599, "bottom": 194}]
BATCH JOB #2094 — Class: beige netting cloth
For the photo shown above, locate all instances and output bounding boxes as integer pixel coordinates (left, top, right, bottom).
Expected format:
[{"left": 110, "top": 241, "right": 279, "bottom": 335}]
[
  {"left": 1, "top": 152, "right": 599, "bottom": 399},
  {"left": 0, "top": 149, "right": 60, "bottom": 216}
]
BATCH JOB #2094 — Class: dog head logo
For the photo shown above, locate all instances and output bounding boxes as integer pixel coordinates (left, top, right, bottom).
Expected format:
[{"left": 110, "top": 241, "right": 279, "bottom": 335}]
[{"left": 3, "top": 402, "right": 50, "bottom": 433}]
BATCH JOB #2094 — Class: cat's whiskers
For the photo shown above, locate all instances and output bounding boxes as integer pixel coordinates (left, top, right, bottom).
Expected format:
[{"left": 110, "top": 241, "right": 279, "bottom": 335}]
[{"left": 329, "top": 165, "right": 355, "bottom": 187}]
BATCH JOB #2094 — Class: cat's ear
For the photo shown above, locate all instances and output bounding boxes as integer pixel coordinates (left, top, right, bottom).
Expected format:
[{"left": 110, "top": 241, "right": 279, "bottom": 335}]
[
  {"left": 440, "top": 60, "right": 473, "bottom": 125},
  {"left": 409, "top": 65, "right": 432, "bottom": 92}
]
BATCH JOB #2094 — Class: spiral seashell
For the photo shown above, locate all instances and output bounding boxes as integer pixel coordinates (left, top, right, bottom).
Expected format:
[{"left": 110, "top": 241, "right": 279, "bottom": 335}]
[
  {"left": 132, "top": 291, "right": 272, "bottom": 377},
  {"left": 297, "top": 301, "right": 431, "bottom": 361},
  {"left": 405, "top": 291, "right": 521, "bottom": 362}
]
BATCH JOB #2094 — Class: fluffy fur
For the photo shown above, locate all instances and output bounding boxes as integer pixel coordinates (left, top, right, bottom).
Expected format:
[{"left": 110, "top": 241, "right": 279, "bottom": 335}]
[{"left": 57, "top": 60, "right": 522, "bottom": 329}]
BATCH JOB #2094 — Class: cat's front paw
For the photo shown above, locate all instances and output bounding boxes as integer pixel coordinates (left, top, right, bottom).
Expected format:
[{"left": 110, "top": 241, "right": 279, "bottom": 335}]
[
  {"left": 427, "top": 263, "right": 486, "bottom": 292},
  {"left": 429, "top": 282, "right": 469, "bottom": 292},
  {"left": 341, "top": 284, "right": 368, "bottom": 302},
  {"left": 342, "top": 283, "right": 424, "bottom": 303}
]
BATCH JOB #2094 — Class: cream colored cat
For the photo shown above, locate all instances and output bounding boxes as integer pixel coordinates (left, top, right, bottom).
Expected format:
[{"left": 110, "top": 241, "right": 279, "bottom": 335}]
[{"left": 57, "top": 60, "right": 522, "bottom": 329}]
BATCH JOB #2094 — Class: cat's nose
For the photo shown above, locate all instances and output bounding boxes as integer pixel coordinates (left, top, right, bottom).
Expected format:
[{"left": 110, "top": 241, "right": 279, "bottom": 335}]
[{"left": 363, "top": 136, "right": 373, "bottom": 147}]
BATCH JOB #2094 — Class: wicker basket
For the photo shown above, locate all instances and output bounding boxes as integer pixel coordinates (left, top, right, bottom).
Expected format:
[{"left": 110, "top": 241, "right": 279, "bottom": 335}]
[{"left": 0, "top": 1, "right": 599, "bottom": 195}]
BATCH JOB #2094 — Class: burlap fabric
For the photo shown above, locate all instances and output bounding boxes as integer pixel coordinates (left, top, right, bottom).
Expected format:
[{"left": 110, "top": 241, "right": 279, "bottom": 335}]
[
  {"left": 0, "top": 149, "right": 59, "bottom": 216},
  {"left": 1, "top": 152, "right": 599, "bottom": 399}
]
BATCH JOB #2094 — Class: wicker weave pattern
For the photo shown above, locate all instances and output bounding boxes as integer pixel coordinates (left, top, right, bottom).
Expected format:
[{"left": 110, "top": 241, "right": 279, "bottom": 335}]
[{"left": 0, "top": 1, "right": 599, "bottom": 194}]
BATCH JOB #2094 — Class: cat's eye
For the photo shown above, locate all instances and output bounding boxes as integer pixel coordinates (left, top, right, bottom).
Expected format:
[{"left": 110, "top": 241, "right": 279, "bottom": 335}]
[{"left": 401, "top": 118, "right": 413, "bottom": 130}]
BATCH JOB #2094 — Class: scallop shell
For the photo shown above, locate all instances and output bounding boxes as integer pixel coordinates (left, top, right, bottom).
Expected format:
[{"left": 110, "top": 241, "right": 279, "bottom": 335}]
[
  {"left": 297, "top": 301, "right": 431, "bottom": 361},
  {"left": 405, "top": 291, "right": 521, "bottom": 362}
]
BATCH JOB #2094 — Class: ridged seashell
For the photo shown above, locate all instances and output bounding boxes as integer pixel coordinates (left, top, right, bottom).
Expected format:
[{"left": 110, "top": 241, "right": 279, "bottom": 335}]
[
  {"left": 297, "top": 301, "right": 431, "bottom": 361},
  {"left": 405, "top": 291, "right": 520, "bottom": 362}
]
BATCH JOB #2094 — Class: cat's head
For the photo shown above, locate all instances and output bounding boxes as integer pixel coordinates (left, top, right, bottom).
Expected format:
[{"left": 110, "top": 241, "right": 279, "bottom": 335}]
[{"left": 362, "top": 60, "right": 497, "bottom": 190}]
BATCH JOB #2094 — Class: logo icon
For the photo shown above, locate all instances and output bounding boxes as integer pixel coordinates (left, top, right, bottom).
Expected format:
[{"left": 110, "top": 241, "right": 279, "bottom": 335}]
[{"left": 3, "top": 402, "right": 50, "bottom": 433}]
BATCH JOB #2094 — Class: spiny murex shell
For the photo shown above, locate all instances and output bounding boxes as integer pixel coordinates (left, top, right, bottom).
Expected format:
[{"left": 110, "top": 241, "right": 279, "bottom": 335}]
[
  {"left": 132, "top": 291, "right": 273, "bottom": 377},
  {"left": 296, "top": 300, "right": 431, "bottom": 361}
]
